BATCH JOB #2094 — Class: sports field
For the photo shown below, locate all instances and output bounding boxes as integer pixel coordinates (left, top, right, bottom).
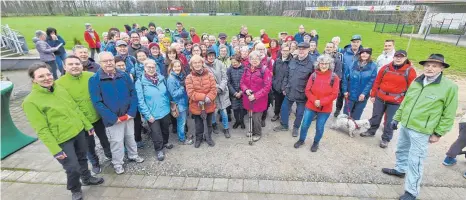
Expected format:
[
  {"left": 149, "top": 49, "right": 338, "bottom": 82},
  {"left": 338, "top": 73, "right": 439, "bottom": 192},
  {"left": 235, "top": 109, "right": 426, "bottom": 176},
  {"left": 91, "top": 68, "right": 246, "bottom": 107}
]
[{"left": 2, "top": 16, "right": 466, "bottom": 73}]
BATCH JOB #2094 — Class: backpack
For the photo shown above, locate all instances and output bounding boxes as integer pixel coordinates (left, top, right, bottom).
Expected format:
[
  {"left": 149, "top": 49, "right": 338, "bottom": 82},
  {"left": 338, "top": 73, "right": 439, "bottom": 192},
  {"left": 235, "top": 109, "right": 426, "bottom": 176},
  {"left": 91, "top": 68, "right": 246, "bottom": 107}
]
[
  {"left": 311, "top": 72, "right": 336, "bottom": 87},
  {"left": 380, "top": 65, "right": 412, "bottom": 90}
]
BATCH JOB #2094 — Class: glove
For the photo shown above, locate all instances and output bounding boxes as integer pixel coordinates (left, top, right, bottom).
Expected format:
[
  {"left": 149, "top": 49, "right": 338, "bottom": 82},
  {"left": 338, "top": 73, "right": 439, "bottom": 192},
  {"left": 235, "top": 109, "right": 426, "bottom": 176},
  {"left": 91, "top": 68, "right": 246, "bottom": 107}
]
[
  {"left": 205, "top": 97, "right": 211, "bottom": 104},
  {"left": 118, "top": 115, "right": 129, "bottom": 122},
  {"left": 390, "top": 120, "right": 399, "bottom": 130}
]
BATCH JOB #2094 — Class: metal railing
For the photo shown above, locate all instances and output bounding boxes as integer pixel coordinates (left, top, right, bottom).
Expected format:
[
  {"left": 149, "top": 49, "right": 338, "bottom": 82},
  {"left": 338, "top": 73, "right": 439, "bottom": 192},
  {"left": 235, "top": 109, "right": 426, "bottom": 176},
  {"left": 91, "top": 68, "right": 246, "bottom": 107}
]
[{"left": 1, "top": 24, "right": 25, "bottom": 55}]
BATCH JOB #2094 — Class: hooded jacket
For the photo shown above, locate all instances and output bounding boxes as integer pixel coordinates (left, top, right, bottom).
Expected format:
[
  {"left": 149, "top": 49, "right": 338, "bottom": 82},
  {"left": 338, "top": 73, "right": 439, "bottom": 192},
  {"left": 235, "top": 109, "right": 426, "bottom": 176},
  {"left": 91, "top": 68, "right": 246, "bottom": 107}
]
[
  {"left": 206, "top": 60, "right": 231, "bottom": 110},
  {"left": 185, "top": 69, "right": 218, "bottom": 115},
  {"left": 283, "top": 55, "right": 314, "bottom": 103},
  {"left": 376, "top": 50, "right": 395, "bottom": 71},
  {"left": 46, "top": 35, "right": 66, "bottom": 56},
  {"left": 342, "top": 61, "right": 377, "bottom": 101},
  {"left": 34, "top": 37, "right": 56, "bottom": 62},
  {"left": 240, "top": 65, "right": 272, "bottom": 113},
  {"left": 135, "top": 73, "right": 171, "bottom": 121},
  {"left": 84, "top": 30, "right": 100, "bottom": 49},
  {"left": 227, "top": 64, "right": 245, "bottom": 109},
  {"left": 341, "top": 44, "right": 363, "bottom": 74},
  {"left": 212, "top": 41, "right": 234, "bottom": 57},
  {"left": 305, "top": 70, "right": 340, "bottom": 113},
  {"left": 167, "top": 71, "right": 189, "bottom": 113},
  {"left": 83, "top": 58, "right": 101, "bottom": 73},
  {"left": 272, "top": 54, "right": 292, "bottom": 93}
]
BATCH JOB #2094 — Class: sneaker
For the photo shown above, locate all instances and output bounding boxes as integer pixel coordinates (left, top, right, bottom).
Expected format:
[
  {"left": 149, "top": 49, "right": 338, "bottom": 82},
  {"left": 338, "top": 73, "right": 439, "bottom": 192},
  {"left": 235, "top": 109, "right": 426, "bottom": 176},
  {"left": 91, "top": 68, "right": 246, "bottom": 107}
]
[
  {"left": 360, "top": 132, "right": 375, "bottom": 137},
  {"left": 72, "top": 191, "right": 83, "bottom": 200},
  {"left": 271, "top": 115, "right": 280, "bottom": 122},
  {"left": 399, "top": 191, "right": 416, "bottom": 200},
  {"left": 179, "top": 139, "right": 194, "bottom": 145},
  {"left": 156, "top": 151, "right": 165, "bottom": 161},
  {"left": 381, "top": 168, "right": 405, "bottom": 178},
  {"left": 273, "top": 125, "right": 289, "bottom": 132},
  {"left": 82, "top": 176, "right": 104, "bottom": 186},
  {"left": 205, "top": 137, "right": 215, "bottom": 147},
  {"left": 252, "top": 135, "right": 261, "bottom": 142},
  {"left": 310, "top": 142, "right": 319, "bottom": 152},
  {"left": 294, "top": 140, "right": 304, "bottom": 148},
  {"left": 136, "top": 141, "right": 145, "bottom": 149},
  {"left": 91, "top": 164, "right": 102, "bottom": 174},
  {"left": 114, "top": 165, "right": 125, "bottom": 175},
  {"left": 292, "top": 128, "right": 299, "bottom": 137},
  {"left": 261, "top": 120, "right": 266, "bottom": 127},
  {"left": 129, "top": 156, "right": 145, "bottom": 163},
  {"left": 164, "top": 143, "right": 174, "bottom": 149},
  {"left": 224, "top": 129, "right": 231, "bottom": 138},
  {"left": 379, "top": 140, "right": 389, "bottom": 148},
  {"left": 442, "top": 156, "right": 457, "bottom": 166}
]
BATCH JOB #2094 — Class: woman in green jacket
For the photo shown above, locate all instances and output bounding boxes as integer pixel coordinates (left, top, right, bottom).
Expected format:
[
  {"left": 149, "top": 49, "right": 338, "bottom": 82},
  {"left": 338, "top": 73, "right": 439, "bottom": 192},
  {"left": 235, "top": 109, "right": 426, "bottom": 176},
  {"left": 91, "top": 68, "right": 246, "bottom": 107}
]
[{"left": 22, "top": 62, "right": 104, "bottom": 200}]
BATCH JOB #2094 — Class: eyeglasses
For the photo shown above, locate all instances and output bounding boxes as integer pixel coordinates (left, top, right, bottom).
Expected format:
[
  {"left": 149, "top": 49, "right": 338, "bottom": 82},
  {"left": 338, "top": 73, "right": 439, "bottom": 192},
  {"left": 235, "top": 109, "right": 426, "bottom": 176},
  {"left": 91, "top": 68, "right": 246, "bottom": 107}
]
[
  {"left": 319, "top": 62, "right": 331, "bottom": 65},
  {"left": 145, "top": 66, "right": 157, "bottom": 70},
  {"left": 100, "top": 59, "right": 114, "bottom": 63}
]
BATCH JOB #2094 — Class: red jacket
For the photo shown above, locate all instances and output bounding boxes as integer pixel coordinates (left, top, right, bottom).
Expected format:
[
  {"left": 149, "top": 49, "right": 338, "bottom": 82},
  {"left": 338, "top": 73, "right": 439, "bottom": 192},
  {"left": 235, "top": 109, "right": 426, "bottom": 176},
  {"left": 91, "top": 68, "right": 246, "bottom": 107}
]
[
  {"left": 178, "top": 53, "right": 189, "bottom": 68},
  {"left": 191, "top": 34, "right": 200, "bottom": 44},
  {"left": 84, "top": 30, "right": 100, "bottom": 49},
  {"left": 268, "top": 46, "right": 280, "bottom": 61},
  {"left": 261, "top": 33, "right": 271, "bottom": 45},
  {"left": 305, "top": 70, "right": 340, "bottom": 113},
  {"left": 241, "top": 57, "right": 250, "bottom": 68},
  {"left": 370, "top": 61, "right": 417, "bottom": 104}
]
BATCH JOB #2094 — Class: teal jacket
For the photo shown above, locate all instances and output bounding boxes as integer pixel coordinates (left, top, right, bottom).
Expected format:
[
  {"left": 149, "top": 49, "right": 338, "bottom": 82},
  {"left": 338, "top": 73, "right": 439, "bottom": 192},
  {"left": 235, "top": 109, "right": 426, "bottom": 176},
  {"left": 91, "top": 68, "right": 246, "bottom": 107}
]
[
  {"left": 135, "top": 74, "right": 171, "bottom": 121},
  {"left": 393, "top": 73, "right": 458, "bottom": 136},
  {"left": 22, "top": 83, "right": 93, "bottom": 155},
  {"left": 56, "top": 71, "right": 100, "bottom": 124}
]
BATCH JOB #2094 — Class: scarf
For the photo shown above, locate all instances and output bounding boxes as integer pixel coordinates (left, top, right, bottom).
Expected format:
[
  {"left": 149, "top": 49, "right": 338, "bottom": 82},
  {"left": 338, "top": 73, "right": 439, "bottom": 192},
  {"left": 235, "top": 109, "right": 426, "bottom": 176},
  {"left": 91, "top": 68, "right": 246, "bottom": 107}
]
[
  {"left": 87, "top": 29, "right": 95, "bottom": 39},
  {"left": 195, "top": 68, "right": 204, "bottom": 75},
  {"left": 145, "top": 72, "right": 159, "bottom": 85}
]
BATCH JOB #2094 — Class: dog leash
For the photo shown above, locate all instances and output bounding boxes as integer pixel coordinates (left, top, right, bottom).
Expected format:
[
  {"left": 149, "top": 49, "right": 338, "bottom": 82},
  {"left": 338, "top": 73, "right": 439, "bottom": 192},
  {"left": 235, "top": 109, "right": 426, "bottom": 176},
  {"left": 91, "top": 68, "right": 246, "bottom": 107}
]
[{"left": 345, "top": 96, "right": 360, "bottom": 129}]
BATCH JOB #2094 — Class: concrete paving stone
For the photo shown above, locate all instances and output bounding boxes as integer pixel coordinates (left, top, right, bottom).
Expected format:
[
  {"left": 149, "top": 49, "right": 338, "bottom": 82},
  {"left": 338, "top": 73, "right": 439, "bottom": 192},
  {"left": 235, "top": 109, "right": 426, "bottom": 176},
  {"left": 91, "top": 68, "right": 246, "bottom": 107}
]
[
  {"left": 47, "top": 184, "right": 73, "bottom": 196},
  {"left": 390, "top": 185, "right": 405, "bottom": 196},
  {"left": 227, "top": 179, "right": 243, "bottom": 193},
  {"left": 318, "top": 182, "right": 336, "bottom": 196},
  {"left": 197, "top": 178, "right": 214, "bottom": 191},
  {"left": 320, "top": 196, "right": 341, "bottom": 200},
  {"left": 339, "top": 197, "right": 359, "bottom": 200},
  {"left": 273, "top": 180, "right": 291, "bottom": 194},
  {"left": 346, "top": 183, "right": 370, "bottom": 198},
  {"left": 375, "top": 184, "right": 399, "bottom": 198},
  {"left": 3, "top": 170, "right": 26, "bottom": 181},
  {"left": 139, "top": 175, "right": 158, "bottom": 188},
  {"left": 332, "top": 183, "right": 351, "bottom": 196},
  {"left": 208, "top": 191, "right": 244, "bottom": 200},
  {"left": 246, "top": 193, "right": 269, "bottom": 200},
  {"left": 1, "top": 158, "right": 20, "bottom": 168},
  {"left": 86, "top": 186, "right": 108, "bottom": 197},
  {"left": 361, "top": 184, "right": 379, "bottom": 198},
  {"left": 429, "top": 186, "right": 460, "bottom": 200},
  {"left": 99, "top": 174, "right": 117, "bottom": 187},
  {"left": 42, "top": 171, "right": 67, "bottom": 184},
  {"left": 110, "top": 174, "right": 131, "bottom": 187},
  {"left": 288, "top": 181, "right": 306, "bottom": 195},
  {"left": 267, "top": 194, "right": 310, "bottom": 200},
  {"left": 243, "top": 179, "right": 259, "bottom": 193},
  {"left": 258, "top": 179, "right": 275, "bottom": 193},
  {"left": 189, "top": 191, "right": 211, "bottom": 200},
  {"left": 101, "top": 187, "right": 124, "bottom": 197},
  {"left": 30, "top": 171, "right": 52, "bottom": 183},
  {"left": 181, "top": 177, "right": 199, "bottom": 190},
  {"left": 16, "top": 171, "right": 39, "bottom": 182},
  {"left": 125, "top": 174, "right": 145, "bottom": 188},
  {"left": 153, "top": 176, "right": 171, "bottom": 189},
  {"left": 118, "top": 188, "right": 142, "bottom": 198},
  {"left": 167, "top": 176, "right": 185, "bottom": 189},
  {"left": 450, "top": 187, "right": 466, "bottom": 199},
  {"left": 302, "top": 181, "right": 321, "bottom": 195},
  {"left": 305, "top": 196, "right": 324, "bottom": 200},
  {"left": 1, "top": 182, "right": 13, "bottom": 191},
  {"left": 152, "top": 189, "right": 175, "bottom": 199},
  {"left": 1, "top": 170, "right": 14, "bottom": 180},
  {"left": 212, "top": 178, "right": 228, "bottom": 192},
  {"left": 171, "top": 190, "right": 200, "bottom": 200}
]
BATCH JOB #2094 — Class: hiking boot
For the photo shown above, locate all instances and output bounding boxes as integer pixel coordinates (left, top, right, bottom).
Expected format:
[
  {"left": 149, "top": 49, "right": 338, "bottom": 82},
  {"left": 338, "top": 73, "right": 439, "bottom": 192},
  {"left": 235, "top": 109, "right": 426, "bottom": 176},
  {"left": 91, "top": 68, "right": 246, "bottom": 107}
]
[
  {"left": 399, "top": 191, "right": 416, "bottom": 200},
  {"left": 212, "top": 123, "right": 219, "bottom": 134},
  {"left": 114, "top": 165, "right": 125, "bottom": 175},
  {"left": 261, "top": 120, "right": 266, "bottom": 127},
  {"left": 233, "top": 122, "right": 240, "bottom": 129},
  {"left": 382, "top": 168, "right": 405, "bottom": 178},
  {"left": 310, "top": 142, "right": 319, "bottom": 152},
  {"left": 156, "top": 151, "right": 165, "bottom": 161},
  {"left": 179, "top": 139, "right": 193, "bottom": 145},
  {"left": 136, "top": 141, "right": 145, "bottom": 149},
  {"left": 91, "top": 164, "right": 102, "bottom": 174},
  {"left": 294, "top": 140, "right": 304, "bottom": 149},
  {"left": 240, "top": 121, "right": 246, "bottom": 129},
  {"left": 379, "top": 140, "right": 389, "bottom": 148},
  {"left": 271, "top": 115, "right": 280, "bottom": 122},
  {"left": 333, "top": 110, "right": 341, "bottom": 117},
  {"left": 292, "top": 128, "right": 299, "bottom": 137},
  {"left": 164, "top": 143, "right": 174, "bottom": 149},
  {"left": 224, "top": 129, "right": 231, "bottom": 138},
  {"left": 82, "top": 176, "right": 104, "bottom": 186},
  {"left": 252, "top": 135, "right": 261, "bottom": 142},
  {"left": 194, "top": 138, "right": 202, "bottom": 148},
  {"left": 442, "top": 156, "right": 457, "bottom": 166},
  {"left": 129, "top": 156, "right": 145, "bottom": 163},
  {"left": 273, "top": 124, "right": 289, "bottom": 132},
  {"left": 72, "top": 191, "right": 83, "bottom": 200},
  {"left": 360, "top": 132, "right": 375, "bottom": 137},
  {"left": 206, "top": 130, "right": 215, "bottom": 147}
]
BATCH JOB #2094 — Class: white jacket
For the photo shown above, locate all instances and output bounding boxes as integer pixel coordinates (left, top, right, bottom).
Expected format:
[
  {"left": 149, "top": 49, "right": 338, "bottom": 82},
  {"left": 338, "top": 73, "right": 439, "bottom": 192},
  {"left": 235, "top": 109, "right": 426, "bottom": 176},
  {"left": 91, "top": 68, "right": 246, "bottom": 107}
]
[{"left": 376, "top": 50, "right": 395, "bottom": 71}]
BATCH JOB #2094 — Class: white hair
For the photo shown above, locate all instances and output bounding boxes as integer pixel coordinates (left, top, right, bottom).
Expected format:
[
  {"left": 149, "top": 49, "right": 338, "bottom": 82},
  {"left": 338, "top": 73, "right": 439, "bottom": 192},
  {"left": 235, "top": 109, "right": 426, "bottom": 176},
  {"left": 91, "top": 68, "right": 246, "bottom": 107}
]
[
  {"left": 314, "top": 54, "right": 335, "bottom": 71},
  {"left": 35, "top": 30, "right": 45, "bottom": 38},
  {"left": 156, "top": 27, "right": 163, "bottom": 32},
  {"left": 332, "top": 36, "right": 341, "bottom": 43},
  {"left": 143, "top": 59, "right": 156, "bottom": 67},
  {"left": 208, "top": 35, "right": 216, "bottom": 42},
  {"left": 120, "top": 32, "right": 129, "bottom": 39},
  {"left": 249, "top": 50, "right": 261, "bottom": 62},
  {"left": 102, "top": 32, "right": 108, "bottom": 37},
  {"left": 240, "top": 46, "right": 249, "bottom": 53},
  {"left": 140, "top": 37, "right": 149, "bottom": 43}
]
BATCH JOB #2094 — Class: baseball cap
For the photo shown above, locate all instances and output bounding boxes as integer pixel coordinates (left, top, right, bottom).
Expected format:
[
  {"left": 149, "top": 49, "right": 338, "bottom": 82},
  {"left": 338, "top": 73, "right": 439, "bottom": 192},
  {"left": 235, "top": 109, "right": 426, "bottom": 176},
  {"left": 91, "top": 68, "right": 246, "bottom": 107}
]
[
  {"left": 116, "top": 40, "right": 128, "bottom": 46},
  {"left": 207, "top": 48, "right": 216, "bottom": 55},
  {"left": 351, "top": 34, "right": 362, "bottom": 41},
  {"left": 297, "top": 42, "right": 310, "bottom": 48},
  {"left": 394, "top": 50, "right": 407, "bottom": 57},
  {"left": 218, "top": 33, "right": 227, "bottom": 39},
  {"left": 358, "top": 48, "right": 372, "bottom": 55}
]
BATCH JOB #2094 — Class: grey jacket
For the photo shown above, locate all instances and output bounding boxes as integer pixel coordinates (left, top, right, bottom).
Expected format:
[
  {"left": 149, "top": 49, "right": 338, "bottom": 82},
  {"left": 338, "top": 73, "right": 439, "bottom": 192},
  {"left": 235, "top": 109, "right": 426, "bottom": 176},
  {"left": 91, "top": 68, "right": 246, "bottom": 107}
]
[
  {"left": 283, "top": 55, "right": 314, "bottom": 103},
  {"left": 206, "top": 59, "right": 231, "bottom": 110},
  {"left": 34, "top": 37, "right": 57, "bottom": 62}
]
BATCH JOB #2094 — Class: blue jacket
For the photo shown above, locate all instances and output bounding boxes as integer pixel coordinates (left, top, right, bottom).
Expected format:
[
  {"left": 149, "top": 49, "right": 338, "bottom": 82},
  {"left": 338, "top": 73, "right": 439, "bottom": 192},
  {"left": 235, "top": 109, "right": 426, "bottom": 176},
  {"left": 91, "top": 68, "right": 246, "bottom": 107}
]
[
  {"left": 149, "top": 55, "right": 166, "bottom": 77},
  {"left": 131, "top": 62, "right": 144, "bottom": 82},
  {"left": 46, "top": 35, "right": 66, "bottom": 56},
  {"left": 340, "top": 44, "right": 363, "bottom": 74},
  {"left": 119, "top": 55, "right": 136, "bottom": 75},
  {"left": 308, "top": 50, "right": 320, "bottom": 63},
  {"left": 342, "top": 61, "right": 377, "bottom": 101},
  {"left": 135, "top": 74, "right": 170, "bottom": 120},
  {"left": 105, "top": 40, "right": 117, "bottom": 56},
  {"left": 182, "top": 49, "right": 192, "bottom": 62},
  {"left": 212, "top": 41, "right": 235, "bottom": 57},
  {"left": 166, "top": 71, "right": 189, "bottom": 113},
  {"left": 89, "top": 69, "right": 138, "bottom": 127},
  {"left": 294, "top": 32, "right": 306, "bottom": 43}
]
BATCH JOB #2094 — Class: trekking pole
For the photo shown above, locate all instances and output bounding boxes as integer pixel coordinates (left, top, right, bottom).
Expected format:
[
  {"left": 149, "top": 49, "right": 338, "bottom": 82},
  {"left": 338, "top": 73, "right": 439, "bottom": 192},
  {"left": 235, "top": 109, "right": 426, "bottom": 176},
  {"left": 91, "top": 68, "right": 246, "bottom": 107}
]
[{"left": 248, "top": 100, "right": 254, "bottom": 146}]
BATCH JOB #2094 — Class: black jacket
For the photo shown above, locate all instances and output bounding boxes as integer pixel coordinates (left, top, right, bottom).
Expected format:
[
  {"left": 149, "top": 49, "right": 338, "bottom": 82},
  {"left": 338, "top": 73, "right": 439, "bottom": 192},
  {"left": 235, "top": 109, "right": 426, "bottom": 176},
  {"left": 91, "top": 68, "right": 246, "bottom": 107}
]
[
  {"left": 283, "top": 55, "right": 314, "bottom": 103},
  {"left": 227, "top": 65, "right": 245, "bottom": 109},
  {"left": 272, "top": 55, "right": 292, "bottom": 93}
]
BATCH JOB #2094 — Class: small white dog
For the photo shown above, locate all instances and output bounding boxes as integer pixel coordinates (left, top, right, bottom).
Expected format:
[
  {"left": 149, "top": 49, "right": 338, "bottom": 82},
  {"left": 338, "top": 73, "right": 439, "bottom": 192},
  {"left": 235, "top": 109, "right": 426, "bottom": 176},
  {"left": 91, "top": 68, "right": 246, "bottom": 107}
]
[{"left": 330, "top": 114, "right": 371, "bottom": 137}]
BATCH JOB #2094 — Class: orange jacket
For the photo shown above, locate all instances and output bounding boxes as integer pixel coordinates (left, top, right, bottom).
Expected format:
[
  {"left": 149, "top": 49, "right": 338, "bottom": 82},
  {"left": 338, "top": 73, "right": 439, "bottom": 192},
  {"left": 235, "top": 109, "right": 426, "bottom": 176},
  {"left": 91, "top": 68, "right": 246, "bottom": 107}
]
[{"left": 185, "top": 69, "right": 217, "bottom": 115}]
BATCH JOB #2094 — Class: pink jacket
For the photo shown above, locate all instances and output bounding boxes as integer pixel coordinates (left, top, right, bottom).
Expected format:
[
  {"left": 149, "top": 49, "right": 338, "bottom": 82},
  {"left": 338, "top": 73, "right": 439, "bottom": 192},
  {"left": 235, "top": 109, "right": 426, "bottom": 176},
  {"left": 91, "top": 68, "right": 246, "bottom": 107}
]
[{"left": 240, "top": 65, "right": 272, "bottom": 112}]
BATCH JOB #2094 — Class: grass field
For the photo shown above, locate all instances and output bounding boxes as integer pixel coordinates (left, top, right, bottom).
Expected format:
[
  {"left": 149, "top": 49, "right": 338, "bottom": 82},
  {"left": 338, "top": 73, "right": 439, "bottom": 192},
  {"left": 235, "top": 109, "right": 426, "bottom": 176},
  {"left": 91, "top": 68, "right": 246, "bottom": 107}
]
[{"left": 2, "top": 16, "right": 466, "bottom": 73}]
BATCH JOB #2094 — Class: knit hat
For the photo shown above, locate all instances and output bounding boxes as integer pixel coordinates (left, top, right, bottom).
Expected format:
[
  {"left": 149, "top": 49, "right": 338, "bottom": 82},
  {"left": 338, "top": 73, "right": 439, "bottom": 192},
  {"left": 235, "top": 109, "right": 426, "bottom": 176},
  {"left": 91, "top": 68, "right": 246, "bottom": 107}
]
[{"left": 148, "top": 42, "right": 160, "bottom": 50}]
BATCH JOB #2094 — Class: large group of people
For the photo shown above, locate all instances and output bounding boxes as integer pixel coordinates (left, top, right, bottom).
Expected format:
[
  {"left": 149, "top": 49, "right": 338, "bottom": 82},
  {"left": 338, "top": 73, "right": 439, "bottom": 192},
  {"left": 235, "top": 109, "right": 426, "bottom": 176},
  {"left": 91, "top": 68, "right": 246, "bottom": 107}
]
[{"left": 28, "top": 21, "right": 462, "bottom": 200}]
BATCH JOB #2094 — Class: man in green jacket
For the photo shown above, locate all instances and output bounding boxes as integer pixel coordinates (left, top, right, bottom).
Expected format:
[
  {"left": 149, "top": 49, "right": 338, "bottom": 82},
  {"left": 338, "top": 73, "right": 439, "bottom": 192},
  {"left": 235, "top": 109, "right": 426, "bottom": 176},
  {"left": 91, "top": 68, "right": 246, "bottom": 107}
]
[
  {"left": 56, "top": 55, "right": 112, "bottom": 174},
  {"left": 381, "top": 54, "right": 458, "bottom": 200},
  {"left": 23, "top": 62, "right": 104, "bottom": 200}
]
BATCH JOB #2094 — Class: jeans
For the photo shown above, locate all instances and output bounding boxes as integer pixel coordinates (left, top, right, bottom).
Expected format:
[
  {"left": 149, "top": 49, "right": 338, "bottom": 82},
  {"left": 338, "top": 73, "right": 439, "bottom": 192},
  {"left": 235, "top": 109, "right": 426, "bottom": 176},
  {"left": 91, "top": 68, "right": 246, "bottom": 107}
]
[
  {"left": 105, "top": 119, "right": 139, "bottom": 167},
  {"left": 212, "top": 109, "right": 229, "bottom": 129},
  {"left": 86, "top": 119, "right": 112, "bottom": 166},
  {"left": 194, "top": 113, "right": 213, "bottom": 139},
  {"left": 394, "top": 125, "right": 430, "bottom": 197},
  {"left": 176, "top": 111, "right": 188, "bottom": 142},
  {"left": 148, "top": 114, "right": 171, "bottom": 151},
  {"left": 55, "top": 53, "right": 67, "bottom": 75},
  {"left": 45, "top": 60, "right": 59, "bottom": 80},
  {"left": 367, "top": 98, "right": 400, "bottom": 142},
  {"left": 57, "top": 131, "right": 91, "bottom": 193},
  {"left": 298, "top": 108, "right": 331, "bottom": 143},
  {"left": 273, "top": 90, "right": 285, "bottom": 116},
  {"left": 446, "top": 123, "right": 466, "bottom": 158},
  {"left": 280, "top": 97, "right": 305, "bottom": 129},
  {"left": 90, "top": 48, "right": 100, "bottom": 60},
  {"left": 343, "top": 99, "right": 368, "bottom": 120}
]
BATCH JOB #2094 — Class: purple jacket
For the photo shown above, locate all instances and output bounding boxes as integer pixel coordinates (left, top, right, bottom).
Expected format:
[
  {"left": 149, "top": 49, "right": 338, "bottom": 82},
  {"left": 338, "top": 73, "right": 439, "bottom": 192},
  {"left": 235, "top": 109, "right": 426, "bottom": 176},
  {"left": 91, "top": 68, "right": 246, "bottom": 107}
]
[{"left": 240, "top": 65, "right": 272, "bottom": 112}]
